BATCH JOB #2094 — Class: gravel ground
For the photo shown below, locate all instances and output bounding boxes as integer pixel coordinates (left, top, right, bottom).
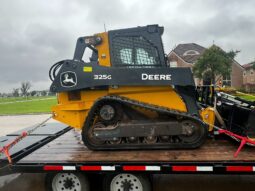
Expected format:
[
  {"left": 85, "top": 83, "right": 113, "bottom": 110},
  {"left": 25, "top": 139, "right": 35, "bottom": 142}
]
[{"left": 0, "top": 115, "right": 254, "bottom": 191}]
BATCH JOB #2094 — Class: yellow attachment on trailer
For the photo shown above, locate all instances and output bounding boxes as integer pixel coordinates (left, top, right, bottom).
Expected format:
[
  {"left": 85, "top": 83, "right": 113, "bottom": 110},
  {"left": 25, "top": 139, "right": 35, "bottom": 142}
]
[{"left": 200, "top": 107, "right": 215, "bottom": 132}]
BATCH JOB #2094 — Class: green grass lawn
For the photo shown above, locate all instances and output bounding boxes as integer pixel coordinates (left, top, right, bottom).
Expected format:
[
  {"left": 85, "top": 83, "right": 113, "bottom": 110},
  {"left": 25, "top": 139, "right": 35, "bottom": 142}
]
[
  {"left": 0, "top": 96, "right": 57, "bottom": 115},
  {"left": 234, "top": 92, "right": 255, "bottom": 101},
  {"left": 236, "top": 94, "right": 255, "bottom": 101},
  {"left": 0, "top": 96, "right": 54, "bottom": 103}
]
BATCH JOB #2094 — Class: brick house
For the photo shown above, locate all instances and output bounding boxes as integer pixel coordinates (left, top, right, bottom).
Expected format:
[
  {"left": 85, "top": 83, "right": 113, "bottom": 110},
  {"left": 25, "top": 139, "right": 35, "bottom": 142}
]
[
  {"left": 243, "top": 62, "right": 255, "bottom": 92},
  {"left": 167, "top": 43, "right": 244, "bottom": 88}
]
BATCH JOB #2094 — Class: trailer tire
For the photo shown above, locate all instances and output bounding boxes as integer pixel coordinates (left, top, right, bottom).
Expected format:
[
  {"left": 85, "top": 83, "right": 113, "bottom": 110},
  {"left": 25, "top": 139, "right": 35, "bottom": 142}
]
[
  {"left": 103, "top": 173, "right": 151, "bottom": 191},
  {"left": 45, "top": 172, "right": 90, "bottom": 191}
]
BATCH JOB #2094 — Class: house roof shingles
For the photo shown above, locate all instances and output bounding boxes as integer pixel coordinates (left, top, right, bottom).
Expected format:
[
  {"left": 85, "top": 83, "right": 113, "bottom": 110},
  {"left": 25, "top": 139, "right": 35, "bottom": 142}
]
[
  {"left": 173, "top": 43, "right": 206, "bottom": 63},
  {"left": 243, "top": 62, "right": 255, "bottom": 69}
]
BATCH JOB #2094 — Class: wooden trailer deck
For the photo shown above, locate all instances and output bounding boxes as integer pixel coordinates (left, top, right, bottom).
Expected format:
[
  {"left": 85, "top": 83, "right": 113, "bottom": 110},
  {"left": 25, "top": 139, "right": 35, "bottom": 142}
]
[{"left": 18, "top": 129, "right": 255, "bottom": 164}]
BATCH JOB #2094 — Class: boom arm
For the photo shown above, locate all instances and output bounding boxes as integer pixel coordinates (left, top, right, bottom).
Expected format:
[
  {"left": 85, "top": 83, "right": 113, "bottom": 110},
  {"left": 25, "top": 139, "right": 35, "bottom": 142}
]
[{"left": 73, "top": 36, "right": 102, "bottom": 62}]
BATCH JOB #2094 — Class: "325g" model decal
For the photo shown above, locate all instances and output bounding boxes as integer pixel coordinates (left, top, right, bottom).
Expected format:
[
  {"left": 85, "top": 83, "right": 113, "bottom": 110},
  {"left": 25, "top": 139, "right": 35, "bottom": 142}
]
[{"left": 94, "top": 74, "right": 112, "bottom": 80}]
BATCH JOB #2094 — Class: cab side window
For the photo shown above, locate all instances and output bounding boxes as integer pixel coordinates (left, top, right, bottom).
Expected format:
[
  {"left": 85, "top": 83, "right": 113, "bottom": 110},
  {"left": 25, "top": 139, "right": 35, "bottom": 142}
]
[{"left": 112, "top": 36, "right": 160, "bottom": 67}]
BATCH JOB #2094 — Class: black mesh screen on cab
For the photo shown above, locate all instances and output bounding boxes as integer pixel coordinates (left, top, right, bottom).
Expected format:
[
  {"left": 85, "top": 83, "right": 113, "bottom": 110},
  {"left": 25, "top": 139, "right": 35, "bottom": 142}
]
[{"left": 111, "top": 36, "right": 160, "bottom": 68}]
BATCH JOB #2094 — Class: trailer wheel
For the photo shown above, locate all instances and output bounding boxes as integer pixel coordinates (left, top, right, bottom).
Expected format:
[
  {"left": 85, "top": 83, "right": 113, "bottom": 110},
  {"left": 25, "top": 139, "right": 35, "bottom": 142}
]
[
  {"left": 45, "top": 173, "right": 90, "bottom": 191},
  {"left": 103, "top": 173, "right": 151, "bottom": 191}
]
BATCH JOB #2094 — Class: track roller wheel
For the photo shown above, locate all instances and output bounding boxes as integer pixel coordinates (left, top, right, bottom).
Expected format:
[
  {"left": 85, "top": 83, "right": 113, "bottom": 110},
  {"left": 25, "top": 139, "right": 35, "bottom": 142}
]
[
  {"left": 159, "top": 135, "right": 170, "bottom": 142},
  {"left": 126, "top": 136, "right": 139, "bottom": 143},
  {"left": 144, "top": 135, "right": 157, "bottom": 144},
  {"left": 109, "top": 137, "right": 122, "bottom": 145}
]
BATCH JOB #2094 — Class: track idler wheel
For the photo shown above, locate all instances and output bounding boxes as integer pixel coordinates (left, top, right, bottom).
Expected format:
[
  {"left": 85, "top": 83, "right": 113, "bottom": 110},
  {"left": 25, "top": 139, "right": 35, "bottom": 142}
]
[
  {"left": 179, "top": 120, "right": 204, "bottom": 143},
  {"left": 98, "top": 102, "right": 123, "bottom": 125},
  {"left": 87, "top": 123, "right": 105, "bottom": 145}
]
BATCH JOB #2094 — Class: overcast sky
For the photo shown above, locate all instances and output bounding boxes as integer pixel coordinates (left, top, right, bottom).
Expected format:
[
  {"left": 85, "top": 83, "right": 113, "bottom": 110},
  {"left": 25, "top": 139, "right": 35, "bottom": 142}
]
[{"left": 0, "top": 0, "right": 255, "bottom": 93}]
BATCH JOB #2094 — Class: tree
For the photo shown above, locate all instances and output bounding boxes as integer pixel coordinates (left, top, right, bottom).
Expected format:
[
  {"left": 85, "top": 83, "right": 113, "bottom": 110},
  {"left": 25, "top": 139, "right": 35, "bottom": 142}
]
[
  {"left": 12, "top": 88, "right": 19, "bottom": 97},
  {"left": 41, "top": 90, "right": 47, "bottom": 96},
  {"left": 20, "top": 81, "right": 32, "bottom": 97},
  {"left": 252, "top": 62, "right": 255, "bottom": 70},
  {"left": 30, "top": 90, "right": 37, "bottom": 96},
  {"left": 193, "top": 45, "right": 238, "bottom": 85}
]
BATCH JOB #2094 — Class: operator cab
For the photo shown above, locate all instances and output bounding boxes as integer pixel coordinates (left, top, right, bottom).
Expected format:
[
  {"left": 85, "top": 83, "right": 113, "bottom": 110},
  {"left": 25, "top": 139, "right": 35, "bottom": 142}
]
[{"left": 73, "top": 25, "right": 167, "bottom": 68}]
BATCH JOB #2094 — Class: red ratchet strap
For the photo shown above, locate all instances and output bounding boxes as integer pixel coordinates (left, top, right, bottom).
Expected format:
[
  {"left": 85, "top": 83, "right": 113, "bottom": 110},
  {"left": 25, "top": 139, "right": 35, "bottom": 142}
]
[
  {"left": 217, "top": 129, "right": 255, "bottom": 158},
  {"left": 0, "top": 132, "right": 28, "bottom": 163},
  {"left": 0, "top": 116, "right": 52, "bottom": 164}
]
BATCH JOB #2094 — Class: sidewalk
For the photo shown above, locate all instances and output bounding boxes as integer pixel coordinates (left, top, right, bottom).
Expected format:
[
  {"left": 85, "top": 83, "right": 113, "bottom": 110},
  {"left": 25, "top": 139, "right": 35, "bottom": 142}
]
[{"left": 0, "top": 114, "right": 53, "bottom": 136}]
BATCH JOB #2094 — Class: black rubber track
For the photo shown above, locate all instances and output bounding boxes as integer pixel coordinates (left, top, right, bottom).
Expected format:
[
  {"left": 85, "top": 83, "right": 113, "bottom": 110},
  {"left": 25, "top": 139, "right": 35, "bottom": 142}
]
[{"left": 82, "top": 95, "right": 208, "bottom": 150}]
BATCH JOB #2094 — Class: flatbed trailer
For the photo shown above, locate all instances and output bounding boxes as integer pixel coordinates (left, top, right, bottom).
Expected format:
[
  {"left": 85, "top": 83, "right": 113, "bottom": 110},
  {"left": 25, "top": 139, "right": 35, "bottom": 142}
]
[{"left": 1, "top": 122, "right": 255, "bottom": 191}]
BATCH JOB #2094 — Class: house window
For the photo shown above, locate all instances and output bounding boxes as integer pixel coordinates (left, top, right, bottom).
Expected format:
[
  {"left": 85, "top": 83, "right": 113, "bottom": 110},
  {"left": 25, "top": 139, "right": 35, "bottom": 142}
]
[
  {"left": 243, "top": 71, "right": 246, "bottom": 76},
  {"left": 222, "top": 74, "right": 231, "bottom": 86},
  {"left": 250, "top": 69, "right": 254, "bottom": 75},
  {"left": 170, "top": 61, "right": 177, "bottom": 67},
  {"left": 183, "top": 50, "right": 200, "bottom": 56}
]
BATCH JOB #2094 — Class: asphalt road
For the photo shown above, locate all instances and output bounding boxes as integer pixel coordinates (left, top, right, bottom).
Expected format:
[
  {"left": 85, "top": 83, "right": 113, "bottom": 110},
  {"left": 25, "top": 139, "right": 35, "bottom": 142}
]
[{"left": 0, "top": 115, "right": 254, "bottom": 191}]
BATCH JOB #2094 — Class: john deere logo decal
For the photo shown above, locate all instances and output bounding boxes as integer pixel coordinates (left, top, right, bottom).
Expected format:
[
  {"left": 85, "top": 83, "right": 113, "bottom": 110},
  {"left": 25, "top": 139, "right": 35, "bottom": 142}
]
[{"left": 60, "top": 71, "right": 77, "bottom": 87}]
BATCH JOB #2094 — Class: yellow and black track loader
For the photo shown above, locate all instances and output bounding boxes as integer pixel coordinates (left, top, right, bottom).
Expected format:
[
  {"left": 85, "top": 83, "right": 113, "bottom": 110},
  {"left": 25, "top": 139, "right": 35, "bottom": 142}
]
[{"left": 49, "top": 25, "right": 254, "bottom": 151}]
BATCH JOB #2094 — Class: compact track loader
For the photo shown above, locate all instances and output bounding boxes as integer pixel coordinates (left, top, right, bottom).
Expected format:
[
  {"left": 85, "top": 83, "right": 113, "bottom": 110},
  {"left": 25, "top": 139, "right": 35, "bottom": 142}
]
[{"left": 49, "top": 25, "right": 254, "bottom": 151}]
